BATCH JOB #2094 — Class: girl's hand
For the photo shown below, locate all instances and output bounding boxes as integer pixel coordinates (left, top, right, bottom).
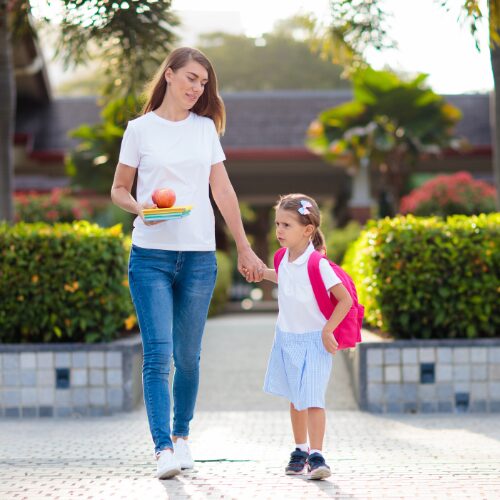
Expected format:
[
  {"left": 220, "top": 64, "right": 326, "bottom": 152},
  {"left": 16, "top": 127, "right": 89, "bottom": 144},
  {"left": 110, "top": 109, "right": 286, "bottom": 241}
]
[
  {"left": 243, "top": 266, "right": 265, "bottom": 282},
  {"left": 138, "top": 202, "right": 163, "bottom": 226},
  {"left": 237, "top": 247, "right": 265, "bottom": 282},
  {"left": 321, "top": 329, "right": 339, "bottom": 354}
]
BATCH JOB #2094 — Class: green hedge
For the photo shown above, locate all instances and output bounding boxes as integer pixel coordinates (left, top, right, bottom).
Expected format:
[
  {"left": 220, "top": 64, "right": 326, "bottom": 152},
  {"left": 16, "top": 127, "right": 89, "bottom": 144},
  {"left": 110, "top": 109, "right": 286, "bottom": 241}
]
[
  {"left": 0, "top": 222, "right": 133, "bottom": 343},
  {"left": 343, "top": 214, "right": 500, "bottom": 339},
  {"left": 326, "top": 221, "right": 363, "bottom": 264},
  {"left": 208, "top": 251, "right": 233, "bottom": 316}
]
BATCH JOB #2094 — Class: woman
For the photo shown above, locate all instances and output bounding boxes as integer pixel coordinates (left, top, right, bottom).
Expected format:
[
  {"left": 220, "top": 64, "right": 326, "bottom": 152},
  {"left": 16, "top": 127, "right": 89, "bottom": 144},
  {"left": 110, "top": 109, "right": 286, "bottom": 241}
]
[{"left": 111, "top": 47, "right": 263, "bottom": 479}]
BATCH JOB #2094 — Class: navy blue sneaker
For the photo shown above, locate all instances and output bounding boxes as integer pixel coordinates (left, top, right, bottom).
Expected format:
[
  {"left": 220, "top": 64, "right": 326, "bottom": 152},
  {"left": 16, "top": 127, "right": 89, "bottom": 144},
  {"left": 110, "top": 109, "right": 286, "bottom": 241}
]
[
  {"left": 307, "top": 452, "right": 331, "bottom": 480},
  {"left": 285, "top": 448, "right": 308, "bottom": 475}
]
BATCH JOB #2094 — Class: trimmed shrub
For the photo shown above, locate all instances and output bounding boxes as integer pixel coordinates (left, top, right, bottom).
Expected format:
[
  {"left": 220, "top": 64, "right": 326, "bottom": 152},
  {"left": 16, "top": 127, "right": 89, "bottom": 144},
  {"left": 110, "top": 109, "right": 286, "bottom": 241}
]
[
  {"left": 343, "top": 214, "right": 500, "bottom": 339},
  {"left": 400, "top": 171, "right": 496, "bottom": 217},
  {"left": 326, "top": 221, "right": 363, "bottom": 264},
  {"left": 14, "top": 189, "right": 94, "bottom": 223},
  {"left": 208, "top": 251, "right": 233, "bottom": 316},
  {"left": 0, "top": 222, "right": 134, "bottom": 343}
]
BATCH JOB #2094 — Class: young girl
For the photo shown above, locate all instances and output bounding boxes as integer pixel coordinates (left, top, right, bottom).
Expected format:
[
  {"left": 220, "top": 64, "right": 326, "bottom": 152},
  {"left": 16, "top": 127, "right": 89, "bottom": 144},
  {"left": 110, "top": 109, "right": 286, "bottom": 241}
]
[{"left": 256, "top": 193, "right": 353, "bottom": 480}]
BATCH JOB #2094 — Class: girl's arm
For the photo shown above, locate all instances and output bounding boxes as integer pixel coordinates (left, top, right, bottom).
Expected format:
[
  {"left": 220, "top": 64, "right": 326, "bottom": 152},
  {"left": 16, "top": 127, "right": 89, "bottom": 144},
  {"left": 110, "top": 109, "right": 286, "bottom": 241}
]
[
  {"left": 209, "top": 162, "right": 265, "bottom": 281},
  {"left": 261, "top": 268, "right": 277, "bottom": 283},
  {"left": 321, "top": 283, "right": 353, "bottom": 353}
]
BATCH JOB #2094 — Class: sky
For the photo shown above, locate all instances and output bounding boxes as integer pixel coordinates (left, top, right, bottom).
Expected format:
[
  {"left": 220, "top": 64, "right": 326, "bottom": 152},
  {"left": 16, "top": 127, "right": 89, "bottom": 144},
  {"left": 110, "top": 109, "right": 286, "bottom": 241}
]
[
  {"left": 32, "top": 0, "right": 493, "bottom": 94},
  {"left": 171, "top": 0, "right": 493, "bottom": 94}
]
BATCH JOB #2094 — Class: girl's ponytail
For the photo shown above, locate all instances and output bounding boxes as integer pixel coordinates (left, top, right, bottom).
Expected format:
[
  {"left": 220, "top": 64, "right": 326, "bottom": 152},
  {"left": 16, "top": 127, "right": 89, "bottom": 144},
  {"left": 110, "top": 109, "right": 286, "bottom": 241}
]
[{"left": 312, "top": 228, "right": 326, "bottom": 255}]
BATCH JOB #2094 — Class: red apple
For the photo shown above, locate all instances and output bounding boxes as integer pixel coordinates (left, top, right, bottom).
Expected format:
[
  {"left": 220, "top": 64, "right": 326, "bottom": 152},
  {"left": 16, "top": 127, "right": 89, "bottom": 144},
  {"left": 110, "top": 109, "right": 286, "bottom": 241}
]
[{"left": 152, "top": 188, "right": 176, "bottom": 208}]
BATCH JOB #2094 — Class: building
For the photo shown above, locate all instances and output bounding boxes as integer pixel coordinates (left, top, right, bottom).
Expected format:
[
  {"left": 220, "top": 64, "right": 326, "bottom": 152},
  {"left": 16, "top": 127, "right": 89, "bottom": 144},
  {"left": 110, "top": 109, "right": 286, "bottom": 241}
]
[{"left": 14, "top": 90, "right": 492, "bottom": 207}]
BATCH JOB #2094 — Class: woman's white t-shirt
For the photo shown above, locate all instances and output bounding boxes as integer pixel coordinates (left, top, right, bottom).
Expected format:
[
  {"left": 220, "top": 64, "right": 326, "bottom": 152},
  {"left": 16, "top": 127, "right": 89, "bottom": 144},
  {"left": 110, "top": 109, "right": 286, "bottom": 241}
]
[
  {"left": 119, "top": 111, "right": 226, "bottom": 251},
  {"left": 277, "top": 243, "right": 342, "bottom": 334}
]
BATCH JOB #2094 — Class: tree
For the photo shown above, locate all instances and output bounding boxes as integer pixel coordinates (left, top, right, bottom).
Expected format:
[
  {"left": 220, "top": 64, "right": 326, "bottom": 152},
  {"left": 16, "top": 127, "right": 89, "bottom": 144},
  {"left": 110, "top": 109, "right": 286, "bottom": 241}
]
[
  {"left": 0, "top": 0, "right": 18, "bottom": 223},
  {"left": 322, "top": 0, "right": 500, "bottom": 208},
  {"left": 0, "top": 0, "right": 177, "bottom": 222},
  {"left": 66, "top": 95, "right": 143, "bottom": 195},
  {"left": 61, "top": 16, "right": 350, "bottom": 190},
  {"left": 198, "top": 16, "right": 349, "bottom": 91},
  {"left": 306, "top": 68, "right": 463, "bottom": 214}
]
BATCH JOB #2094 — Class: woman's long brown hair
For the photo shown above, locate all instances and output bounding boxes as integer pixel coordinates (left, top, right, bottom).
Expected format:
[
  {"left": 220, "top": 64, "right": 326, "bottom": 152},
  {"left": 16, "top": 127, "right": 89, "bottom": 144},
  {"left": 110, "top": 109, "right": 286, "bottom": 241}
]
[{"left": 142, "top": 47, "right": 226, "bottom": 135}]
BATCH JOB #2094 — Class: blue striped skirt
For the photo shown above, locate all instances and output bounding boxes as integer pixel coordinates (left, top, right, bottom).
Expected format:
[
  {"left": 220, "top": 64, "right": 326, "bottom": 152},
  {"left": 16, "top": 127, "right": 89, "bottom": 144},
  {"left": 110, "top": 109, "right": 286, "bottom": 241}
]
[{"left": 263, "top": 327, "right": 333, "bottom": 411}]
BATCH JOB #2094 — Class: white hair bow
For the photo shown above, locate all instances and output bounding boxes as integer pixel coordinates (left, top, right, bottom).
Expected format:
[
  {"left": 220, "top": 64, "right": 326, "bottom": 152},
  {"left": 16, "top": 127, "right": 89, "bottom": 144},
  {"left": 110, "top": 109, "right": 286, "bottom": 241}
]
[{"left": 298, "top": 200, "right": 312, "bottom": 215}]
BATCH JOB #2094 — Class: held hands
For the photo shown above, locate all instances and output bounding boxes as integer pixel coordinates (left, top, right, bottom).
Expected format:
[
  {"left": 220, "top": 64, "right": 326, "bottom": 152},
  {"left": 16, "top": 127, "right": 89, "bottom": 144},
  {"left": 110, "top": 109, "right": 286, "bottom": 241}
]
[
  {"left": 237, "top": 246, "right": 266, "bottom": 282},
  {"left": 321, "top": 327, "right": 339, "bottom": 355},
  {"left": 242, "top": 266, "right": 265, "bottom": 282}
]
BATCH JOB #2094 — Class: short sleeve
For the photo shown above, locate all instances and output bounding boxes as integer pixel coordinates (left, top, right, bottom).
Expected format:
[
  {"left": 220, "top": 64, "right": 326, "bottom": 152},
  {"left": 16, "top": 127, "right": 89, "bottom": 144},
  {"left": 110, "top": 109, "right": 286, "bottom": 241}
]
[
  {"left": 319, "top": 259, "right": 342, "bottom": 290},
  {"left": 210, "top": 121, "right": 226, "bottom": 165},
  {"left": 118, "top": 122, "right": 140, "bottom": 168}
]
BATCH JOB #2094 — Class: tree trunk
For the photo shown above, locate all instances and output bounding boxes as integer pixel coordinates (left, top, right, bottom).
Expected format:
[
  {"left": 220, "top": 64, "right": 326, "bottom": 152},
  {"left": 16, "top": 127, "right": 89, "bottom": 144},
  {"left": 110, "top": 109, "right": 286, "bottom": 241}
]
[
  {"left": 0, "top": 1, "right": 15, "bottom": 222},
  {"left": 490, "top": 9, "right": 500, "bottom": 209}
]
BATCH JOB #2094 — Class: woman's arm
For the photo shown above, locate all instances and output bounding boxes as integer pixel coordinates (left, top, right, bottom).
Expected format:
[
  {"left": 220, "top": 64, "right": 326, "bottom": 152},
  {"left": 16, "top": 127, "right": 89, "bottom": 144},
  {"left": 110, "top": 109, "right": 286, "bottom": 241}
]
[
  {"left": 209, "top": 162, "right": 264, "bottom": 281},
  {"left": 321, "top": 283, "right": 353, "bottom": 353},
  {"left": 111, "top": 163, "right": 140, "bottom": 213},
  {"left": 110, "top": 163, "right": 159, "bottom": 225}
]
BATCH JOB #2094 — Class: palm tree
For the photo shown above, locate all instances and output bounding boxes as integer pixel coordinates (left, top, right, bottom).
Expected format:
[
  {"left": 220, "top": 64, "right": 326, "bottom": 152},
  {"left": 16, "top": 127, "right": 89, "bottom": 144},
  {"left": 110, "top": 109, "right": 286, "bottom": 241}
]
[
  {"left": 322, "top": 0, "right": 500, "bottom": 208},
  {"left": 0, "top": 0, "right": 177, "bottom": 222},
  {"left": 306, "top": 68, "right": 463, "bottom": 215}
]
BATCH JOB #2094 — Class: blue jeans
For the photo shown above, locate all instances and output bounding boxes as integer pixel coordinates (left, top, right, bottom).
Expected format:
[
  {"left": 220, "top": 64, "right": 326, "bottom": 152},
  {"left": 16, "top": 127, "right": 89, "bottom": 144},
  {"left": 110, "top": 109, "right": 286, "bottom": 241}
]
[{"left": 128, "top": 245, "right": 217, "bottom": 453}]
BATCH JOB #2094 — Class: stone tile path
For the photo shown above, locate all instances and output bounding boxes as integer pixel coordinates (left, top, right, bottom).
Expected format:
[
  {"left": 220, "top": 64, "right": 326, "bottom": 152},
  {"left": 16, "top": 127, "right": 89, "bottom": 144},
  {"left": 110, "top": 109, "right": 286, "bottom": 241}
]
[{"left": 1, "top": 314, "right": 499, "bottom": 499}]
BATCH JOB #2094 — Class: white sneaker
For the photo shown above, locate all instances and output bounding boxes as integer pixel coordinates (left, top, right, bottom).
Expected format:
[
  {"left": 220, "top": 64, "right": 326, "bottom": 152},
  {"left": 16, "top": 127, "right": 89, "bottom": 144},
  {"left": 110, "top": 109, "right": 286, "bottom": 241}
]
[
  {"left": 173, "top": 438, "right": 194, "bottom": 469},
  {"left": 156, "top": 449, "right": 181, "bottom": 479}
]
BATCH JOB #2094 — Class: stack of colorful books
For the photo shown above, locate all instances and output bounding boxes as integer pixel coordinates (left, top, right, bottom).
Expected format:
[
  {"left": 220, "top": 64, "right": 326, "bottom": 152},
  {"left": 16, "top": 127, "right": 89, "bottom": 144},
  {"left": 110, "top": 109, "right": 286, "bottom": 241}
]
[{"left": 142, "top": 205, "right": 192, "bottom": 221}]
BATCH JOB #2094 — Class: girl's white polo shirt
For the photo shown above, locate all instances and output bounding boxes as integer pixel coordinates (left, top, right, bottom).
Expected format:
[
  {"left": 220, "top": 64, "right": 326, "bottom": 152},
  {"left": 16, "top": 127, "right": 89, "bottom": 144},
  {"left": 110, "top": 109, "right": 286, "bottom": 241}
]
[
  {"left": 277, "top": 243, "right": 341, "bottom": 334},
  {"left": 119, "top": 111, "right": 226, "bottom": 251}
]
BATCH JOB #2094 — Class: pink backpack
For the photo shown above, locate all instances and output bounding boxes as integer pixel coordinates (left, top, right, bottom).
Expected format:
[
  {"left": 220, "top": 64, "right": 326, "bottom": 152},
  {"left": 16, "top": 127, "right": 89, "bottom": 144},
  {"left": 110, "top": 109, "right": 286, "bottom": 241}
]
[{"left": 274, "top": 248, "right": 364, "bottom": 350}]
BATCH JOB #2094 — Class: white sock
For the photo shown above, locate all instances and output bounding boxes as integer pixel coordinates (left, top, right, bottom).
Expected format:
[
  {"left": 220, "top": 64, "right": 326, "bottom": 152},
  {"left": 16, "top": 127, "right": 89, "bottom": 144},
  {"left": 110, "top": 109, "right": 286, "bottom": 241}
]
[
  {"left": 309, "top": 449, "right": 323, "bottom": 456},
  {"left": 296, "top": 443, "right": 309, "bottom": 452}
]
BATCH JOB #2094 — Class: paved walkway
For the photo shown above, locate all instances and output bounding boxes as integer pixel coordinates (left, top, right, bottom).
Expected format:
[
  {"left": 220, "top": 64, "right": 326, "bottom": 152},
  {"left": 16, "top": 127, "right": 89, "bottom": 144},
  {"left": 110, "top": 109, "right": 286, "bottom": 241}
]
[
  {"left": 1, "top": 314, "right": 500, "bottom": 499},
  {"left": 196, "top": 313, "right": 358, "bottom": 411}
]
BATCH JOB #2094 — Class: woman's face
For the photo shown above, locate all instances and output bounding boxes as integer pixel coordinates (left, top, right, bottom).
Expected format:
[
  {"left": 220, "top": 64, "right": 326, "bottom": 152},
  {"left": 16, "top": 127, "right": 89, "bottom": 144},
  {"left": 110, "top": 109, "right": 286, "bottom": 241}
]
[{"left": 165, "top": 60, "right": 209, "bottom": 110}]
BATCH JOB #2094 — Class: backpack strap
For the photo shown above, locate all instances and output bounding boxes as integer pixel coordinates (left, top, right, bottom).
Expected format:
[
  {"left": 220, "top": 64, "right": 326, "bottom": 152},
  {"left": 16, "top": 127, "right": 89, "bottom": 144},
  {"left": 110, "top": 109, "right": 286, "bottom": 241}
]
[
  {"left": 273, "top": 247, "right": 287, "bottom": 276},
  {"left": 307, "top": 250, "right": 334, "bottom": 320}
]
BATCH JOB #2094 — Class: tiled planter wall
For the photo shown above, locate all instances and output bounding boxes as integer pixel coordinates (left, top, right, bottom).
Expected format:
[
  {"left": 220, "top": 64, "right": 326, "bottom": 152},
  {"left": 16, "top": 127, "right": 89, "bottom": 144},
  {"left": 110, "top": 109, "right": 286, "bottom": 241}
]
[
  {"left": 0, "top": 335, "right": 143, "bottom": 418},
  {"left": 345, "top": 339, "right": 500, "bottom": 413}
]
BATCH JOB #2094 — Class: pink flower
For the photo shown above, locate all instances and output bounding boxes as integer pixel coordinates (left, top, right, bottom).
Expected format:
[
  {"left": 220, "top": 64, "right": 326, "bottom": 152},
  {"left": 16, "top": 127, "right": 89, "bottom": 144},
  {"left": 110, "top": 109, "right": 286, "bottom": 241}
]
[
  {"left": 46, "top": 210, "right": 59, "bottom": 221},
  {"left": 400, "top": 171, "right": 496, "bottom": 216},
  {"left": 72, "top": 208, "right": 83, "bottom": 219}
]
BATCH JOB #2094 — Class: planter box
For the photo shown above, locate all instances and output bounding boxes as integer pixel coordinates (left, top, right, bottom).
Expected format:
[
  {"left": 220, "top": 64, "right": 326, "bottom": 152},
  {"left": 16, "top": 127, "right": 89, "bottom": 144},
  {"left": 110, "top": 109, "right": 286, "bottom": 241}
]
[
  {"left": 344, "top": 335, "right": 500, "bottom": 413},
  {"left": 0, "top": 335, "right": 143, "bottom": 418}
]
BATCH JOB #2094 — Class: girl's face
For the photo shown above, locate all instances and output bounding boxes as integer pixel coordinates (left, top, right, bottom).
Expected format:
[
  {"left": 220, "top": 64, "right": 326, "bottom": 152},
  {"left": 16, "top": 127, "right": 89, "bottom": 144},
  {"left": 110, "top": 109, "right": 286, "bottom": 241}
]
[
  {"left": 275, "top": 208, "right": 314, "bottom": 249},
  {"left": 165, "top": 60, "right": 209, "bottom": 110}
]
